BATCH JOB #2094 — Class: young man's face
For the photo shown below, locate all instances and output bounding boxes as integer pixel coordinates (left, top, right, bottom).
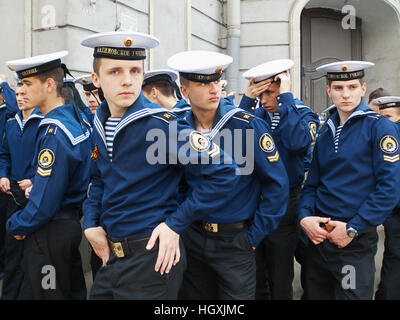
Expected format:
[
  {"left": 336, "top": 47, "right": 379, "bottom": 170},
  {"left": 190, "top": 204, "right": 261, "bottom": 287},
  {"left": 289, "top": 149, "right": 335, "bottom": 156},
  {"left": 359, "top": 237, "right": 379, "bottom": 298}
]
[
  {"left": 260, "top": 81, "right": 280, "bottom": 113},
  {"left": 326, "top": 79, "right": 366, "bottom": 113},
  {"left": 84, "top": 89, "right": 100, "bottom": 114},
  {"left": 15, "top": 86, "right": 25, "bottom": 109},
  {"left": 19, "top": 76, "right": 48, "bottom": 109},
  {"left": 380, "top": 108, "right": 400, "bottom": 123},
  {"left": 92, "top": 58, "right": 144, "bottom": 111},
  {"left": 181, "top": 79, "right": 222, "bottom": 111}
]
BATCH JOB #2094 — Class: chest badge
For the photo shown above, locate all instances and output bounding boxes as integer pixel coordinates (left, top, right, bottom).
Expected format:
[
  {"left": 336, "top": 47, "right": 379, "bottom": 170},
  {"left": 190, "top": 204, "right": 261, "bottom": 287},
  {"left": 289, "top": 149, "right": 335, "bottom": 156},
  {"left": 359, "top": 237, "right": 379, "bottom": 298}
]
[{"left": 91, "top": 145, "right": 99, "bottom": 161}]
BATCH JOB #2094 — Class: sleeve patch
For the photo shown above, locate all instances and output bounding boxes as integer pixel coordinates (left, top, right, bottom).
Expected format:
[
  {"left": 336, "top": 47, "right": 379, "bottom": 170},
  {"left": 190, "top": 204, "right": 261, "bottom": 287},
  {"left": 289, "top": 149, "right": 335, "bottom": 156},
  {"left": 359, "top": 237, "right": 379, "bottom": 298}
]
[
  {"left": 380, "top": 135, "right": 398, "bottom": 154},
  {"left": 259, "top": 133, "right": 275, "bottom": 153},
  {"left": 308, "top": 121, "right": 317, "bottom": 141},
  {"left": 37, "top": 148, "right": 55, "bottom": 177}
]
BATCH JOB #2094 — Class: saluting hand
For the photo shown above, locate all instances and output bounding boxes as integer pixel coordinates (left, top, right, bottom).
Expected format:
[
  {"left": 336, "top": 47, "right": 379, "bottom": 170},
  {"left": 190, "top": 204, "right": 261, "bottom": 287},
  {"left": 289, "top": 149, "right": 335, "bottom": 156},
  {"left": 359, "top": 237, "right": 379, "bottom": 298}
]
[
  {"left": 84, "top": 226, "right": 110, "bottom": 267},
  {"left": 300, "top": 216, "right": 331, "bottom": 245},
  {"left": 274, "top": 72, "right": 291, "bottom": 94},
  {"left": 146, "top": 222, "right": 180, "bottom": 275},
  {"left": 245, "top": 77, "right": 272, "bottom": 99}
]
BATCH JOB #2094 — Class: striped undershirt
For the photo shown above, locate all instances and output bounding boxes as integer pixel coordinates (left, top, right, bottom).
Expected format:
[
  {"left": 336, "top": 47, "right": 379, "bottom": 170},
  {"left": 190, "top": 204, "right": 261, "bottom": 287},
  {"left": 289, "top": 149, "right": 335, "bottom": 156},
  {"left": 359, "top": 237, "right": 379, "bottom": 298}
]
[
  {"left": 334, "top": 125, "right": 343, "bottom": 153},
  {"left": 270, "top": 112, "right": 280, "bottom": 132},
  {"left": 105, "top": 117, "right": 121, "bottom": 160}
]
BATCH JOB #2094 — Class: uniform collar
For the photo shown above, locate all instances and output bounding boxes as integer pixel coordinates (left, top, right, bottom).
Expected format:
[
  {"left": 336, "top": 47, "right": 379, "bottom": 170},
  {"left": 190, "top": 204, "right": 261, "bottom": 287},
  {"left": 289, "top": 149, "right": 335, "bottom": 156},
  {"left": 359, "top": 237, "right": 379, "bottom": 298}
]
[
  {"left": 326, "top": 101, "right": 376, "bottom": 136},
  {"left": 15, "top": 108, "right": 44, "bottom": 131},
  {"left": 39, "top": 103, "right": 91, "bottom": 146},
  {"left": 171, "top": 98, "right": 191, "bottom": 114},
  {"left": 93, "top": 91, "right": 167, "bottom": 148},
  {"left": 184, "top": 97, "right": 243, "bottom": 139}
]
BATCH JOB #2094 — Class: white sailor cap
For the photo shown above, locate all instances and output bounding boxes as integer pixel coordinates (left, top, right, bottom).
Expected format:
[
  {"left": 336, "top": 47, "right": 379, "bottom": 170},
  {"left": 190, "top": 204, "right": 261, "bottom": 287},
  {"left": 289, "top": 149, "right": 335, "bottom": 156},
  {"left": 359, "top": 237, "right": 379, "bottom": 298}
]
[
  {"left": 316, "top": 60, "right": 374, "bottom": 81},
  {"left": 167, "top": 50, "right": 233, "bottom": 83},
  {"left": 143, "top": 69, "right": 178, "bottom": 87},
  {"left": 81, "top": 31, "right": 159, "bottom": 61},
  {"left": 242, "top": 59, "right": 294, "bottom": 83},
  {"left": 372, "top": 96, "right": 400, "bottom": 109},
  {"left": 6, "top": 51, "right": 68, "bottom": 79},
  {"left": 74, "top": 74, "right": 98, "bottom": 91}
]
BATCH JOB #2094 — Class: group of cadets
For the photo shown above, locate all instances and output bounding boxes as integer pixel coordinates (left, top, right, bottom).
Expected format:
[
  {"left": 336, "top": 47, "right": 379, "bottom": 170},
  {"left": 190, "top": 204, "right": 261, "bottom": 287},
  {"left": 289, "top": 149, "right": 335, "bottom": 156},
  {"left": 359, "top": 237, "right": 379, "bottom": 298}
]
[{"left": 0, "top": 30, "right": 399, "bottom": 300}]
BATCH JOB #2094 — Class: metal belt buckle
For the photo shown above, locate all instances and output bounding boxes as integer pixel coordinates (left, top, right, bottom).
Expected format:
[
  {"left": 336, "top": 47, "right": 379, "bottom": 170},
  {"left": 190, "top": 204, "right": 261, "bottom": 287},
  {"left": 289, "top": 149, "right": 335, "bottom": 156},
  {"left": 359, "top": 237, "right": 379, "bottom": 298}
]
[
  {"left": 203, "top": 223, "right": 218, "bottom": 233},
  {"left": 111, "top": 241, "right": 125, "bottom": 258}
]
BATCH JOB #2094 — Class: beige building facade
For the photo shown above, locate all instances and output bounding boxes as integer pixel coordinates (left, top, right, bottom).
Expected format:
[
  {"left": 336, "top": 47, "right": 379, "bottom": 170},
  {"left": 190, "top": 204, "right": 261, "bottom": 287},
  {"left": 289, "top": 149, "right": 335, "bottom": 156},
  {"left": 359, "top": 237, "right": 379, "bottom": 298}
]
[{"left": 1, "top": 0, "right": 400, "bottom": 113}]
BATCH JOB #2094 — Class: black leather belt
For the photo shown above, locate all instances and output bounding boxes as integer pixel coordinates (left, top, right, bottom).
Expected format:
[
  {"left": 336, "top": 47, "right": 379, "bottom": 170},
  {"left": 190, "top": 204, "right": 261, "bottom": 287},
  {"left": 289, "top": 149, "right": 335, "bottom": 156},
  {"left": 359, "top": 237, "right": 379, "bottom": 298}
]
[
  {"left": 196, "top": 220, "right": 249, "bottom": 233},
  {"left": 108, "top": 236, "right": 150, "bottom": 258}
]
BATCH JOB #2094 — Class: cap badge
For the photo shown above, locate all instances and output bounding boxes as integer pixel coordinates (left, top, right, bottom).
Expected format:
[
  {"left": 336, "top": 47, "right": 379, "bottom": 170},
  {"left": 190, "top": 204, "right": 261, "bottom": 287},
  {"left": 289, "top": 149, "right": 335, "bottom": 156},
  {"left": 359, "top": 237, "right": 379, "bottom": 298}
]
[
  {"left": 215, "top": 66, "right": 222, "bottom": 74},
  {"left": 124, "top": 37, "right": 133, "bottom": 47},
  {"left": 341, "top": 65, "right": 349, "bottom": 72}
]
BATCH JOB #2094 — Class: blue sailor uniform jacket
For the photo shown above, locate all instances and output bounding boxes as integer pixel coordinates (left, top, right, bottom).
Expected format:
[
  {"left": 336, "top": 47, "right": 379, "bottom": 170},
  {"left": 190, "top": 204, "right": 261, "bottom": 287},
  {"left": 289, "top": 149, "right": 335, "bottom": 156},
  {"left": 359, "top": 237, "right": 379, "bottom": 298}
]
[
  {"left": 82, "top": 92, "right": 240, "bottom": 238},
  {"left": 179, "top": 98, "right": 290, "bottom": 247},
  {"left": 0, "top": 108, "right": 44, "bottom": 181},
  {"left": 6, "top": 104, "right": 92, "bottom": 235},
  {"left": 0, "top": 82, "right": 19, "bottom": 139},
  {"left": 239, "top": 92, "right": 320, "bottom": 188},
  {"left": 297, "top": 102, "right": 400, "bottom": 233},
  {"left": 171, "top": 98, "right": 192, "bottom": 115}
]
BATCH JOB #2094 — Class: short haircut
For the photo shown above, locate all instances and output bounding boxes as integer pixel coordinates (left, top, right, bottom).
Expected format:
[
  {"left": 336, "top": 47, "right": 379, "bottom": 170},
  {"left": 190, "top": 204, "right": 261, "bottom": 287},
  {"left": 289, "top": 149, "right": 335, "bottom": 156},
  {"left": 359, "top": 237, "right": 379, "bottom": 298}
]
[
  {"left": 368, "top": 87, "right": 391, "bottom": 103},
  {"left": 93, "top": 57, "right": 145, "bottom": 75},
  {"left": 328, "top": 78, "right": 364, "bottom": 87},
  {"left": 35, "top": 67, "right": 64, "bottom": 97},
  {"left": 179, "top": 75, "right": 189, "bottom": 87},
  {"left": 142, "top": 80, "right": 175, "bottom": 98},
  {"left": 93, "top": 57, "right": 101, "bottom": 75}
]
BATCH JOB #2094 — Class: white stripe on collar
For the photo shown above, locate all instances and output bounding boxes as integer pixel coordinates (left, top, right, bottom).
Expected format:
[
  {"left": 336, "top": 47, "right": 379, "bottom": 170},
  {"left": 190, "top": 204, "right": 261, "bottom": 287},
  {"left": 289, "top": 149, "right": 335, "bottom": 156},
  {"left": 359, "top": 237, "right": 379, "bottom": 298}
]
[
  {"left": 209, "top": 108, "right": 243, "bottom": 140},
  {"left": 326, "top": 108, "right": 376, "bottom": 137},
  {"left": 39, "top": 118, "right": 90, "bottom": 146},
  {"left": 94, "top": 107, "right": 168, "bottom": 150},
  {"left": 15, "top": 112, "right": 44, "bottom": 131}
]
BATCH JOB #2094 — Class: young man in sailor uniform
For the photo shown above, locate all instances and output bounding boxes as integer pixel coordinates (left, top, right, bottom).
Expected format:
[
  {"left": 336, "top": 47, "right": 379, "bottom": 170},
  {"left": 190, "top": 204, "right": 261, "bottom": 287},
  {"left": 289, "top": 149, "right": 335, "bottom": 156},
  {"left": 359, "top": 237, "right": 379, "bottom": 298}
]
[
  {"left": 372, "top": 96, "right": 400, "bottom": 300},
  {"left": 0, "top": 75, "right": 19, "bottom": 280},
  {"left": 297, "top": 61, "right": 400, "bottom": 300},
  {"left": 0, "top": 83, "right": 44, "bottom": 299},
  {"left": 81, "top": 32, "right": 240, "bottom": 300},
  {"left": 75, "top": 74, "right": 102, "bottom": 116},
  {"left": 239, "top": 59, "right": 319, "bottom": 300},
  {"left": 142, "top": 69, "right": 190, "bottom": 114},
  {"left": 167, "top": 50, "right": 290, "bottom": 300},
  {"left": 5, "top": 51, "right": 91, "bottom": 299}
]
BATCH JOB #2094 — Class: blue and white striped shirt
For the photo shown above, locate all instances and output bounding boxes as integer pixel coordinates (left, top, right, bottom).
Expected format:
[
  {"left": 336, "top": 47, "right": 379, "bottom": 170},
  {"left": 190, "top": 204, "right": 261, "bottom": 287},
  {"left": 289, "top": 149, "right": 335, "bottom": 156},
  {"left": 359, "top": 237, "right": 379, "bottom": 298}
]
[{"left": 105, "top": 117, "right": 121, "bottom": 160}]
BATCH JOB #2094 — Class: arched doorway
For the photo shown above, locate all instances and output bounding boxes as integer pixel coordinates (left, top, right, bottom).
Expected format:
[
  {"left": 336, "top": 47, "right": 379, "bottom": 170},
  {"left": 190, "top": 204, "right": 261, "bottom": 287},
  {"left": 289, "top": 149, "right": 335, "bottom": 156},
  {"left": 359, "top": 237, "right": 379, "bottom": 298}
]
[{"left": 289, "top": 0, "right": 400, "bottom": 113}]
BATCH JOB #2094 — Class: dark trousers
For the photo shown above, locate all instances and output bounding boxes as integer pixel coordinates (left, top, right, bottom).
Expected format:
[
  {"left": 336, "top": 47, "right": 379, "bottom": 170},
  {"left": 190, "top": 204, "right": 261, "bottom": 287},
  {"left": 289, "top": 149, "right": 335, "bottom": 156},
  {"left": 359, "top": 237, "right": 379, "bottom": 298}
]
[
  {"left": 1, "top": 193, "right": 26, "bottom": 299},
  {"left": 179, "top": 223, "right": 256, "bottom": 300},
  {"left": 18, "top": 218, "right": 86, "bottom": 300},
  {"left": 90, "top": 236, "right": 186, "bottom": 300},
  {"left": 90, "top": 247, "right": 102, "bottom": 281},
  {"left": 303, "top": 228, "right": 378, "bottom": 300},
  {"left": 255, "top": 186, "right": 301, "bottom": 300},
  {"left": 375, "top": 211, "right": 400, "bottom": 300},
  {"left": 0, "top": 193, "right": 9, "bottom": 278}
]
